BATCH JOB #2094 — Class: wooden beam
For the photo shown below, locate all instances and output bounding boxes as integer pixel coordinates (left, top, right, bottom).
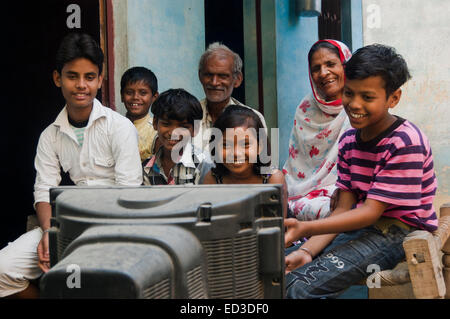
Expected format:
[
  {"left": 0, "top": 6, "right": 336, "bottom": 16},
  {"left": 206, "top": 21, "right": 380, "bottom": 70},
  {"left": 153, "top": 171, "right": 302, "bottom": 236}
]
[
  {"left": 403, "top": 230, "right": 446, "bottom": 299},
  {"left": 440, "top": 204, "right": 450, "bottom": 298}
]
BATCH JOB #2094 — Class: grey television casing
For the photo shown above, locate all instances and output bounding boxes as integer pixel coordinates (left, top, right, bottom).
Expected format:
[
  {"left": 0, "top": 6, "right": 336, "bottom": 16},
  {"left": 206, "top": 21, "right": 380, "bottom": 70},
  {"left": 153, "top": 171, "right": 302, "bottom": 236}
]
[{"left": 40, "top": 184, "right": 285, "bottom": 299}]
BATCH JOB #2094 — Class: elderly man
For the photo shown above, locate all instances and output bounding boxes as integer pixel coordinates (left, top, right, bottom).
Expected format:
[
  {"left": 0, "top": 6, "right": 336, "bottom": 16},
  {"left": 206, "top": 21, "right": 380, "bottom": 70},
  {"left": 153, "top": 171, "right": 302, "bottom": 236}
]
[{"left": 194, "top": 42, "right": 267, "bottom": 151}]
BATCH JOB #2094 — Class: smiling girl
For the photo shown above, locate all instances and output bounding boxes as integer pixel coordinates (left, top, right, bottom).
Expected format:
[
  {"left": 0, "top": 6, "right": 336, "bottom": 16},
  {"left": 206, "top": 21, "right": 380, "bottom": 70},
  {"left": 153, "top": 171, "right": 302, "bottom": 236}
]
[{"left": 202, "top": 105, "right": 287, "bottom": 216}]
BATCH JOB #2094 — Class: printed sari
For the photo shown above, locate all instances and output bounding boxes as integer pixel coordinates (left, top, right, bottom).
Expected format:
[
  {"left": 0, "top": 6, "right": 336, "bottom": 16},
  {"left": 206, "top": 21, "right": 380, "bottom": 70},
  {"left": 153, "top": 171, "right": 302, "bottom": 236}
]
[{"left": 282, "top": 40, "right": 352, "bottom": 220}]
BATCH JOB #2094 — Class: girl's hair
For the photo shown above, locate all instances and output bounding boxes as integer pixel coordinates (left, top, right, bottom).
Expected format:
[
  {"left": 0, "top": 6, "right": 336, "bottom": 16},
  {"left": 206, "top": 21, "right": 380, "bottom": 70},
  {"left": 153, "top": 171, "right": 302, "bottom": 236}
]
[
  {"left": 151, "top": 88, "right": 203, "bottom": 126},
  {"left": 120, "top": 66, "right": 158, "bottom": 95},
  {"left": 211, "top": 105, "right": 270, "bottom": 177},
  {"left": 308, "top": 41, "right": 341, "bottom": 67},
  {"left": 55, "top": 32, "right": 104, "bottom": 75}
]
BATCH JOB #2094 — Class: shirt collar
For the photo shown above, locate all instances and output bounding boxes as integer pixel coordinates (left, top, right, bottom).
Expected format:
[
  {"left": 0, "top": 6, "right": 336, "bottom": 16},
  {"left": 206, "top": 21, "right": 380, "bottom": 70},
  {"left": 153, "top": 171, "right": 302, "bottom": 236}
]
[
  {"left": 53, "top": 98, "right": 106, "bottom": 130},
  {"left": 145, "top": 141, "right": 197, "bottom": 171},
  {"left": 200, "top": 97, "right": 243, "bottom": 125},
  {"left": 132, "top": 113, "right": 151, "bottom": 126},
  {"left": 178, "top": 141, "right": 196, "bottom": 168},
  {"left": 144, "top": 152, "right": 158, "bottom": 170}
]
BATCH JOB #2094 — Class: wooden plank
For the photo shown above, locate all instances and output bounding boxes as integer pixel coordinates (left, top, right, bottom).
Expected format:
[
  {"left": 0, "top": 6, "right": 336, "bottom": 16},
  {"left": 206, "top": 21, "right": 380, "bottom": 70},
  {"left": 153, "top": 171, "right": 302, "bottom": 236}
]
[
  {"left": 440, "top": 203, "right": 450, "bottom": 218},
  {"left": 373, "top": 262, "right": 410, "bottom": 286},
  {"left": 440, "top": 204, "right": 450, "bottom": 298},
  {"left": 368, "top": 282, "right": 415, "bottom": 299},
  {"left": 444, "top": 267, "right": 450, "bottom": 299},
  {"left": 403, "top": 230, "right": 445, "bottom": 298},
  {"left": 434, "top": 216, "right": 450, "bottom": 250}
]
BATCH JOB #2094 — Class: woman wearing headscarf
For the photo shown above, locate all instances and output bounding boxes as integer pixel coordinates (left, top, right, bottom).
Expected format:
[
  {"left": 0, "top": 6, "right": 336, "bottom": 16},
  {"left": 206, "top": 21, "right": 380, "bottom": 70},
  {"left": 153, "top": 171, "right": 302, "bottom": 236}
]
[{"left": 283, "top": 40, "right": 352, "bottom": 221}]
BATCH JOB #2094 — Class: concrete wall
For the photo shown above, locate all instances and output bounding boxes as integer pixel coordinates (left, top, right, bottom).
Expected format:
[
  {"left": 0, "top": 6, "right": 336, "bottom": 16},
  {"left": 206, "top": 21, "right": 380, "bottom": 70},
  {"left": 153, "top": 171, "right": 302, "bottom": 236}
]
[
  {"left": 341, "top": 0, "right": 364, "bottom": 52},
  {"left": 362, "top": 0, "right": 450, "bottom": 211},
  {"left": 243, "top": 0, "right": 318, "bottom": 168},
  {"left": 113, "top": 0, "right": 319, "bottom": 168},
  {"left": 244, "top": 0, "right": 363, "bottom": 169},
  {"left": 112, "top": 0, "right": 205, "bottom": 115},
  {"left": 275, "top": 1, "right": 319, "bottom": 169}
]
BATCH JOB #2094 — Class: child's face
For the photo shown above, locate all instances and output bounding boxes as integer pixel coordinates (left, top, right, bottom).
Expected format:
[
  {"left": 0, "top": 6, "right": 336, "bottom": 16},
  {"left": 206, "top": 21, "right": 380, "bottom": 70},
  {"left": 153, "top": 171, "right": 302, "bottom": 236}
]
[
  {"left": 219, "top": 126, "right": 260, "bottom": 176},
  {"left": 154, "top": 117, "right": 194, "bottom": 153},
  {"left": 53, "top": 58, "right": 103, "bottom": 110},
  {"left": 343, "top": 75, "right": 401, "bottom": 140},
  {"left": 121, "top": 81, "right": 157, "bottom": 120}
]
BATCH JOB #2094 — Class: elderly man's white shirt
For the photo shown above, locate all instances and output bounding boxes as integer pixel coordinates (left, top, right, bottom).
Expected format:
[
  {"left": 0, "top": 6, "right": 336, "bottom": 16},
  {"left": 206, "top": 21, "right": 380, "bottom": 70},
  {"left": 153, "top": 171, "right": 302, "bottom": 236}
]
[{"left": 33, "top": 98, "right": 142, "bottom": 205}]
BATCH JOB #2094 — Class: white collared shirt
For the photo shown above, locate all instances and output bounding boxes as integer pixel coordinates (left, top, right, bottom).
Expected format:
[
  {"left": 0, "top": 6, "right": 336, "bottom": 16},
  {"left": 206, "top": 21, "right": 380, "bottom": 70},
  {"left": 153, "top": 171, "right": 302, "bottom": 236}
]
[{"left": 33, "top": 99, "right": 143, "bottom": 205}]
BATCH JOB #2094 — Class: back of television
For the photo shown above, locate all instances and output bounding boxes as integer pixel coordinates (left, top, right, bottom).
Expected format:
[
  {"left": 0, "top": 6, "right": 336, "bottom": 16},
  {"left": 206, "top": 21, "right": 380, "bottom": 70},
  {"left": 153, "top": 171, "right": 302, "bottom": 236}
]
[{"left": 40, "top": 185, "right": 285, "bottom": 299}]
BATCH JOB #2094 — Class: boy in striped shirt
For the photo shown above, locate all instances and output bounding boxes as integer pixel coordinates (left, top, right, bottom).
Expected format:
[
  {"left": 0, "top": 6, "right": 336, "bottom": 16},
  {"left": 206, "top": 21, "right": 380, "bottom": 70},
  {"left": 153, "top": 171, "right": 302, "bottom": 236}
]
[{"left": 284, "top": 44, "right": 438, "bottom": 298}]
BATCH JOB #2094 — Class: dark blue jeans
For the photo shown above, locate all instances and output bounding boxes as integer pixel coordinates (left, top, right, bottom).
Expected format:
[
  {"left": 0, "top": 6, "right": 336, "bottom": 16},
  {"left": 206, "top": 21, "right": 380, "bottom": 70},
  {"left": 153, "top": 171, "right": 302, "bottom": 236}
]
[{"left": 285, "top": 224, "right": 411, "bottom": 299}]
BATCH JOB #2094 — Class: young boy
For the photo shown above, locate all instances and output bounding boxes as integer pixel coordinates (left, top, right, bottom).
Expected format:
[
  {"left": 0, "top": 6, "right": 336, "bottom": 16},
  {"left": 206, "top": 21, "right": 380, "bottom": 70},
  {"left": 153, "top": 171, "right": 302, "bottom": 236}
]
[
  {"left": 142, "top": 88, "right": 213, "bottom": 185},
  {"left": 120, "top": 66, "right": 159, "bottom": 162},
  {"left": 0, "top": 33, "right": 142, "bottom": 298},
  {"left": 284, "top": 44, "right": 438, "bottom": 298}
]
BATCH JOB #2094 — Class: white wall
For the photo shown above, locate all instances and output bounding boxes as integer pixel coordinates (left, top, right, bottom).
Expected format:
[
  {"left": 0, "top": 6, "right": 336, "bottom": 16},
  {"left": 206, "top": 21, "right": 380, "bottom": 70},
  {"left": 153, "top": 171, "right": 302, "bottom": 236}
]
[{"left": 362, "top": 0, "right": 450, "bottom": 211}]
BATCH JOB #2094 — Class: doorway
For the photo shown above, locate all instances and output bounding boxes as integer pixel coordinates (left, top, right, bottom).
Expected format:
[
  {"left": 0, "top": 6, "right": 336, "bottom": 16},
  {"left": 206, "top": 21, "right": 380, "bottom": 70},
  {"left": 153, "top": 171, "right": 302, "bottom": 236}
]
[
  {"left": 319, "top": 0, "right": 342, "bottom": 41},
  {"left": 1, "top": 1, "right": 107, "bottom": 248},
  {"left": 204, "top": 0, "right": 245, "bottom": 103}
]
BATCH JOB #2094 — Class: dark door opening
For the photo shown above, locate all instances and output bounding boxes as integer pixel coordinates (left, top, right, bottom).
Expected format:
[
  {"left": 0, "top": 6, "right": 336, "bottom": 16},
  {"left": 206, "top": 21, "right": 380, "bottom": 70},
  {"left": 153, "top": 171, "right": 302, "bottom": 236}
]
[
  {"left": 204, "top": 0, "right": 245, "bottom": 104},
  {"left": 1, "top": 1, "right": 103, "bottom": 248},
  {"left": 319, "top": 0, "right": 342, "bottom": 41}
]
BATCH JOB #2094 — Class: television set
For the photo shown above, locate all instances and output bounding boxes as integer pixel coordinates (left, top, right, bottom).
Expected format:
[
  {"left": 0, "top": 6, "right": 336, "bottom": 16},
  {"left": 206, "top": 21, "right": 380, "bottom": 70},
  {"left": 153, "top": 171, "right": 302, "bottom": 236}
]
[{"left": 40, "top": 184, "right": 285, "bottom": 299}]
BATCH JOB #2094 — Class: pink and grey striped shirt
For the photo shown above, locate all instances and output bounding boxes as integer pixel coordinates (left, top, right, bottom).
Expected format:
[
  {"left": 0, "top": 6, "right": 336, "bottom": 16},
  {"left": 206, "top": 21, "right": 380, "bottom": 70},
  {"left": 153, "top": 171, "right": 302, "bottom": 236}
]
[{"left": 336, "top": 117, "right": 438, "bottom": 232}]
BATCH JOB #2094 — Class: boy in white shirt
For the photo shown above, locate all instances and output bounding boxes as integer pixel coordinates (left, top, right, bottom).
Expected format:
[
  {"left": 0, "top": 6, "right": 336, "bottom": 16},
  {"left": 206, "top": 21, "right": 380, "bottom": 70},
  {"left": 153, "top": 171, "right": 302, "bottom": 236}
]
[{"left": 0, "top": 33, "right": 142, "bottom": 298}]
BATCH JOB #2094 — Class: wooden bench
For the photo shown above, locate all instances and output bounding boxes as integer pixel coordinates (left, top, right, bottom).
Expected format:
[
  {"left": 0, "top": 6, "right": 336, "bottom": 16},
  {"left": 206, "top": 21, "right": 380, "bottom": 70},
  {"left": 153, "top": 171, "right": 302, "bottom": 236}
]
[{"left": 368, "top": 203, "right": 450, "bottom": 299}]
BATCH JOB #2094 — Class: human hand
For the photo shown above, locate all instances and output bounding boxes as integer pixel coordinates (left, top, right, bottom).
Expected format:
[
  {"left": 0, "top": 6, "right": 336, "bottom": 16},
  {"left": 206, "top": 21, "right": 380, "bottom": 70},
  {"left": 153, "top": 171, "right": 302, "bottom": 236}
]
[
  {"left": 329, "top": 188, "right": 340, "bottom": 212},
  {"left": 284, "top": 218, "right": 308, "bottom": 247},
  {"left": 37, "top": 231, "right": 50, "bottom": 273},
  {"left": 285, "top": 247, "right": 313, "bottom": 274}
]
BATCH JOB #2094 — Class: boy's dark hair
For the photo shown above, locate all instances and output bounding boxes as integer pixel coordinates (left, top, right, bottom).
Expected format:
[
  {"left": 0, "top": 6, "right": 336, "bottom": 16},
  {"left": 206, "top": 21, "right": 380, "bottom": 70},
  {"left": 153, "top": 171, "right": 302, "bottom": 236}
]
[
  {"left": 151, "top": 88, "right": 202, "bottom": 126},
  {"left": 211, "top": 105, "right": 270, "bottom": 177},
  {"left": 308, "top": 41, "right": 341, "bottom": 66},
  {"left": 345, "top": 44, "right": 411, "bottom": 97},
  {"left": 55, "top": 33, "right": 104, "bottom": 74},
  {"left": 120, "top": 66, "right": 158, "bottom": 95}
]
